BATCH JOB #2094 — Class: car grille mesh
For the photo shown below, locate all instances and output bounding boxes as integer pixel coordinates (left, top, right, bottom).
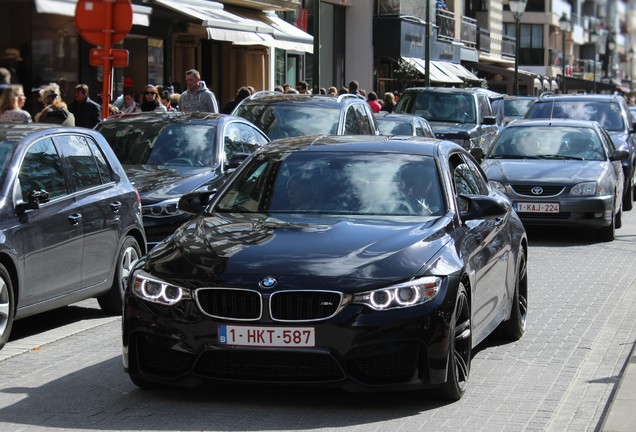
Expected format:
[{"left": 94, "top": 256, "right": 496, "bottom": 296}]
[
  {"left": 195, "top": 288, "right": 343, "bottom": 322},
  {"left": 196, "top": 289, "right": 262, "bottom": 320},
  {"left": 511, "top": 185, "right": 565, "bottom": 196},
  {"left": 270, "top": 291, "right": 342, "bottom": 321},
  {"left": 195, "top": 350, "right": 343, "bottom": 381}
]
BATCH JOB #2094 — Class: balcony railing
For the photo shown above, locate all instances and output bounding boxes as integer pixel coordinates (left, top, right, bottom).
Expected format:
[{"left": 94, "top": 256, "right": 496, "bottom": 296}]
[
  {"left": 478, "top": 28, "right": 491, "bottom": 54},
  {"left": 502, "top": 34, "right": 515, "bottom": 58},
  {"left": 460, "top": 16, "right": 477, "bottom": 48},
  {"left": 436, "top": 9, "right": 455, "bottom": 42}
]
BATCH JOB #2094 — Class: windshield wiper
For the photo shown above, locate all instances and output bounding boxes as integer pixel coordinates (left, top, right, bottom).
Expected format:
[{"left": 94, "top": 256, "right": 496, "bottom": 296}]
[
  {"left": 489, "top": 154, "right": 539, "bottom": 159},
  {"left": 536, "top": 154, "right": 584, "bottom": 160}
]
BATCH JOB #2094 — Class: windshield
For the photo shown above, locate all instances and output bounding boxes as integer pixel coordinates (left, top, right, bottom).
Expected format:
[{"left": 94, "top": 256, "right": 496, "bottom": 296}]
[
  {"left": 397, "top": 92, "right": 476, "bottom": 124},
  {"left": 98, "top": 123, "right": 218, "bottom": 166},
  {"left": 215, "top": 151, "right": 444, "bottom": 217},
  {"left": 235, "top": 104, "right": 341, "bottom": 139},
  {"left": 488, "top": 126, "right": 607, "bottom": 161},
  {"left": 526, "top": 101, "right": 624, "bottom": 131},
  {"left": 377, "top": 120, "right": 413, "bottom": 136}
]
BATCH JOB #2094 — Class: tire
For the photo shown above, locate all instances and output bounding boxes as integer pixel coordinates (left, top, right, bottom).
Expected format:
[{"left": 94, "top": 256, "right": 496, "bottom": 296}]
[
  {"left": 97, "top": 236, "right": 141, "bottom": 315},
  {"left": 623, "top": 175, "right": 633, "bottom": 211},
  {"left": 616, "top": 206, "right": 623, "bottom": 230},
  {"left": 438, "top": 284, "right": 471, "bottom": 401},
  {"left": 0, "top": 264, "right": 15, "bottom": 350},
  {"left": 598, "top": 208, "right": 616, "bottom": 242},
  {"left": 499, "top": 249, "right": 528, "bottom": 341}
]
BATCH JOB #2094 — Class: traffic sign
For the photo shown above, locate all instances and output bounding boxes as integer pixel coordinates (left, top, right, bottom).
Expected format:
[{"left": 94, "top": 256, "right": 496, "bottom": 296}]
[
  {"left": 75, "top": 0, "right": 133, "bottom": 46},
  {"left": 89, "top": 48, "right": 129, "bottom": 67}
]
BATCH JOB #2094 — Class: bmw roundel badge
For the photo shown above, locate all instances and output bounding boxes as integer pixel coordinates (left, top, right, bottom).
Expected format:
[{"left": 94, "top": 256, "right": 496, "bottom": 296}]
[{"left": 259, "top": 276, "right": 277, "bottom": 289}]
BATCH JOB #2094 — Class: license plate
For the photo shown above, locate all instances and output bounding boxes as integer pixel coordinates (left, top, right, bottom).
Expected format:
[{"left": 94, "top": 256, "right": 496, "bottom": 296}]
[
  {"left": 218, "top": 324, "right": 315, "bottom": 347},
  {"left": 515, "top": 202, "right": 560, "bottom": 213}
]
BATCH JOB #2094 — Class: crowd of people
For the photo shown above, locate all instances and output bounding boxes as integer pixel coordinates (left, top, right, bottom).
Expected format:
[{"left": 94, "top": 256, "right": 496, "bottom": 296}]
[{"left": 0, "top": 67, "right": 401, "bottom": 126}]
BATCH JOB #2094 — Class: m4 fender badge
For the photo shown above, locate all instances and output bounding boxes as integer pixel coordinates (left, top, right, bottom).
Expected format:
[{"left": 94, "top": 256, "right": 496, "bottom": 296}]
[{"left": 259, "top": 276, "right": 277, "bottom": 289}]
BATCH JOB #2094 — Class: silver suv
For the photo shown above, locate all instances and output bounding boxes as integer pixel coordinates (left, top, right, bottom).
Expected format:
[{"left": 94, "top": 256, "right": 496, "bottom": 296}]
[
  {"left": 233, "top": 92, "right": 379, "bottom": 140},
  {"left": 394, "top": 87, "right": 499, "bottom": 153}
]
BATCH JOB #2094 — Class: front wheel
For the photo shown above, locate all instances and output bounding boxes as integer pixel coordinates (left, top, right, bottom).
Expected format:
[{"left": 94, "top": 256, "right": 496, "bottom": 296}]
[
  {"left": 98, "top": 236, "right": 141, "bottom": 314},
  {"left": 499, "top": 249, "right": 527, "bottom": 341},
  {"left": 438, "top": 284, "right": 471, "bottom": 401},
  {"left": 0, "top": 264, "right": 15, "bottom": 350}
]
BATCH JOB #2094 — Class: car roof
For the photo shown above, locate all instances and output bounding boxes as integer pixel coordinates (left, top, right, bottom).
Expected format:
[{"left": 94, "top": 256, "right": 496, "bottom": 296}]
[
  {"left": 374, "top": 112, "right": 425, "bottom": 123},
  {"left": 256, "top": 134, "right": 457, "bottom": 157},
  {"left": 505, "top": 118, "right": 601, "bottom": 129},
  {"left": 401, "top": 87, "right": 487, "bottom": 96},
  {"left": 239, "top": 91, "right": 365, "bottom": 107},
  {"left": 0, "top": 123, "right": 100, "bottom": 142},
  {"left": 99, "top": 111, "right": 234, "bottom": 125},
  {"left": 535, "top": 93, "right": 625, "bottom": 103}
]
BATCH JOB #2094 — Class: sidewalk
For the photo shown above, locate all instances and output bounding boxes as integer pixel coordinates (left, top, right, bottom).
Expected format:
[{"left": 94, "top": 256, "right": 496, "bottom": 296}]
[{"left": 600, "top": 325, "right": 636, "bottom": 431}]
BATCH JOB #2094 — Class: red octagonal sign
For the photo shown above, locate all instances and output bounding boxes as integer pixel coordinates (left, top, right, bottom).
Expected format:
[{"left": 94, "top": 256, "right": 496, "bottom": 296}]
[{"left": 75, "top": 0, "right": 133, "bottom": 46}]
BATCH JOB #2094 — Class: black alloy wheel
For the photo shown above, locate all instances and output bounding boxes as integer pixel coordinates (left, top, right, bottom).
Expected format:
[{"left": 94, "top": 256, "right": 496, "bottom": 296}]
[
  {"left": 500, "top": 249, "right": 528, "bottom": 341},
  {"left": 98, "top": 236, "right": 142, "bottom": 314},
  {"left": 438, "top": 284, "right": 471, "bottom": 401}
]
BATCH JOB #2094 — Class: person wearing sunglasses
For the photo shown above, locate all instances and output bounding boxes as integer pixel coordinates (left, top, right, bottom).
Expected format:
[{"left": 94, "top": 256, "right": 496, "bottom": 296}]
[{"left": 140, "top": 85, "right": 167, "bottom": 113}]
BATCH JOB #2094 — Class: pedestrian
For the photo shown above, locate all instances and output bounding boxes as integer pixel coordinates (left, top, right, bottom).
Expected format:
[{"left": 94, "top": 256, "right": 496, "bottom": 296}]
[
  {"left": 0, "top": 68, "right": 10, "bottom": 98},
  {"left": 319, "top": 87, "right": 327, "bottom": 95},
  {"left": 179, "top": 69, "right": 218, "bottom": 113},
  {"left": 338, "top": 86, "right": 349, "bottom": 95},
  {"left": 69, "top": 83, "right": 102, "bottom": 128},
  {"left": 282, "top": 83, "right": 292, "bottom": 93},
  {"left": 140, "top": 84, "right": 167, "bottom": 112},
  {"left": 34, "top": 82, "right": 75, "bottom": 126},
  {"left": 367, "top": 91, "right": 382, "bottom": 113},
  {"left": 327, "top": 86, "right": 338, "bottom": 96},
  {"left": 0, "top": 84, "right": 32, "bottom": 123},
  {"left": 120, "top": 88, "right": 141, "bottom": 114},
  {"left": 381, "top": 91, "right": 396, "bottom": 113},
  {"left": 348, "top": 80, "right": 361, "bottom": 96},
  {"left": 296, "top": 81, "right": 310, "bottom": 94},
  {"left": 160, "top": 90, "right": 176, "bottom": 112},
  {"left": 221, "top": 86, "right": 251, "bottom": 114}
]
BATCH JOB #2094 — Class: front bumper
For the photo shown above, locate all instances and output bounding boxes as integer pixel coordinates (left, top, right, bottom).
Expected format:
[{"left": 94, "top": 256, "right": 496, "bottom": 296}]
[
  {"left": 122, "top": 284, "right": 457, "bottom": 392},
  {"left": 511, "top": 194, "right": 614, "bottom": 228}
]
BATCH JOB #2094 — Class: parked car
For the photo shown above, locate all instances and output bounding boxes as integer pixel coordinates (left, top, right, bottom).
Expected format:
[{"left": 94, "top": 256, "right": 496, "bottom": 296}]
[
  {"left": 481, "top": 119, "right": 627, "bottom": 241},
  {"left": 525, "top": 93, "right": 635, "bottom": 211},
  {"left": 122, "top": 135, "right": 528, "bottom": 401},
  {"left": 232, "top": 91, "right": 380, "bottom": 139},
  {"left": 374, "top": 112, "right": 435, "bottom": 137},
  {"left": 95, "top": 112, "right": 270, "bottom": 247},
  {"left": 393, "top": 87, "right": 499, "bottom": 153},
  {"left": 0, "top": 123, "right": 147, "bottom": 349}
]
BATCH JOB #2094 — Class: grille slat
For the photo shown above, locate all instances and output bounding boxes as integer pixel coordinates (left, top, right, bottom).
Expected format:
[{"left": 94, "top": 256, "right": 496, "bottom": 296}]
[
  {"left": 196, "top": 289, "right": 262, "bottom": 320},
  {"left": 511, "top": 185, "right": 565, "bottom": 197}
]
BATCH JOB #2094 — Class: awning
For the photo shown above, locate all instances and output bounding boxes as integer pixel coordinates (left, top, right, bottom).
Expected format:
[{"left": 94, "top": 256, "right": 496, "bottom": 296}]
[
  {"left": 435, "top": 61, "right": 482, "bottom": 82},
  {"left": 533, "top": 78, "right": 542, "bottom": 89},
  {"left": 402, "top": 57, "right": 463, "bottom": 84},
  {"left": 551, "top": 80, "right": 559, "bottom": 91},
  {"left": 155, "top": 0, "right": 275, "bottom": 45},
  {"left": 229, "top": 9, "right": 313, "bottom": 53},
  {"left": 35, "top": 0, "right": 151, "bottom": 26}
]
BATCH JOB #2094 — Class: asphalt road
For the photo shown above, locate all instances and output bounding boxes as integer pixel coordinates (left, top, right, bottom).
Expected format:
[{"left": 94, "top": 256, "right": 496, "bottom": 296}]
[{"left": 1, "top": 209, "right": 635, "bottom": 432}]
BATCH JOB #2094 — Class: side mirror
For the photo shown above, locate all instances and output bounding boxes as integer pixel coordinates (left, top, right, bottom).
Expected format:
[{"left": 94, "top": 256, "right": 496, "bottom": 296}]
[
  {"left": 15, "top": 189, "right": 50, "bottom": 214},
  {"left": 459, "top": 194, "right": 508, "bottom": 221},
  {"left": 610, "top": 149, "right": 629, "bottom": 161},
  {"left": 482, "top": 116, "right": 497, "bottom": 126},
  {"left": 469, "top": 147, "right": 485, "bottom": 162},
  {"left": 177, "top": 190, "right": 216, "bottom": 214}
]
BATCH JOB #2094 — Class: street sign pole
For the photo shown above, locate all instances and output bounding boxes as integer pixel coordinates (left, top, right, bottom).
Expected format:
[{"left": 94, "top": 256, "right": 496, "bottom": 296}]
[{"left": 75, "top": 0, "right": 132, "bottom": 119}]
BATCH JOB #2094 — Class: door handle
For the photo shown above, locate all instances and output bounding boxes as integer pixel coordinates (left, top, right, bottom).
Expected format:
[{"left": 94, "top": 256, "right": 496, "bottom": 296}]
[
  {"left": 110, "top": 201, "right": 122, "bottom": 213},
  {"left": 68, "top": 213, "right": 82, "bottom": 226}
]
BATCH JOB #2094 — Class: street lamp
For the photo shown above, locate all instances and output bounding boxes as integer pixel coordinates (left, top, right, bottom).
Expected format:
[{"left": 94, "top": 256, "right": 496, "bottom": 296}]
[
  {"left": 559, "top": 14, "right": 571, "bottom": 94},
  {"left": 590, "top": 28, "right": 599, "bottom": 94},
  {"left": 510, "top": 0, "right": 528, "bottom": 96}
]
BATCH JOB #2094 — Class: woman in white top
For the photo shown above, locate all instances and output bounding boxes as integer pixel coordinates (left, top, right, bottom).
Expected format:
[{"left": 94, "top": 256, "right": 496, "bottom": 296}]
[
  {"left": 120, "top": 89, "right": 141, "bottom": 114},
  {"left": 0, "top": 84, "right": 32, "bottom": 123}
]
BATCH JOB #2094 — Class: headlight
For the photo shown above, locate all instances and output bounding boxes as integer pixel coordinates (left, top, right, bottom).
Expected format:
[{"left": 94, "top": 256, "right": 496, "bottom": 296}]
[
  {"left": 132, "top": 270, "right": 191, "bottom": 305},
  {"left": 142, "top": 198, "right": 183, "bottom": 217},
  {"left": 570, "top": 182, "right": 604, "bottom": 196},
  {"left": 489, "top": 180, "right": 507, "bottom": 195},
  {"left": 352, "top": 276, "right": 442, "bottom": 311}
]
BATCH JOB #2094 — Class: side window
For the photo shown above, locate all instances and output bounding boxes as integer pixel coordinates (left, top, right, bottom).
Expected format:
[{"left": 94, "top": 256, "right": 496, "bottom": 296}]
[
  {"left": 233, "top": 123, "right": 267, "bottom": 154},
  {"left": 223, "top": 123, "right": 244, "bottom": 161},
  {"left": 344, "top": 104, "right": 373, "bottom": 135},
  {"left": 56, "top": 134, "right": 103, "bottom": 191},
  {"left": 449, "top": 153, "right": 488, "bottom": 209},
  {"left": 477, "top": 95, "right": 492, "bottom": 123},
  {"left": 86, "top": 137, "right": 114, "bottom": 183},
  {"left": 18, "top": 137, "right": 68, "bottom": 201}
]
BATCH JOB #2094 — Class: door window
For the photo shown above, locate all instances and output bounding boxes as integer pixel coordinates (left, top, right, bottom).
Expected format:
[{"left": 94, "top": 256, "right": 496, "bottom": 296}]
[
  {"left": 56, "top": 134, "right": 106, "bottom": 191},
  {"left": 18, "top": 137, "right": 67, "bottom": 201}
]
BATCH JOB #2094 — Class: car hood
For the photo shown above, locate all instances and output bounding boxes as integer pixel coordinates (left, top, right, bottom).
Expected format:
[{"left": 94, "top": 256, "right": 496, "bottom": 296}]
[
  {"left": 124, "top": 165, "right": 222, "bottom": 202},
  {"left": 482, "top": 159, "right": 608, "bottom": 184},
  {"left": 146, "top": 213, "right": 451, "bottom": 284},
  {"left": 429, "top": 122, "right": 476, "bottom": 135}
]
